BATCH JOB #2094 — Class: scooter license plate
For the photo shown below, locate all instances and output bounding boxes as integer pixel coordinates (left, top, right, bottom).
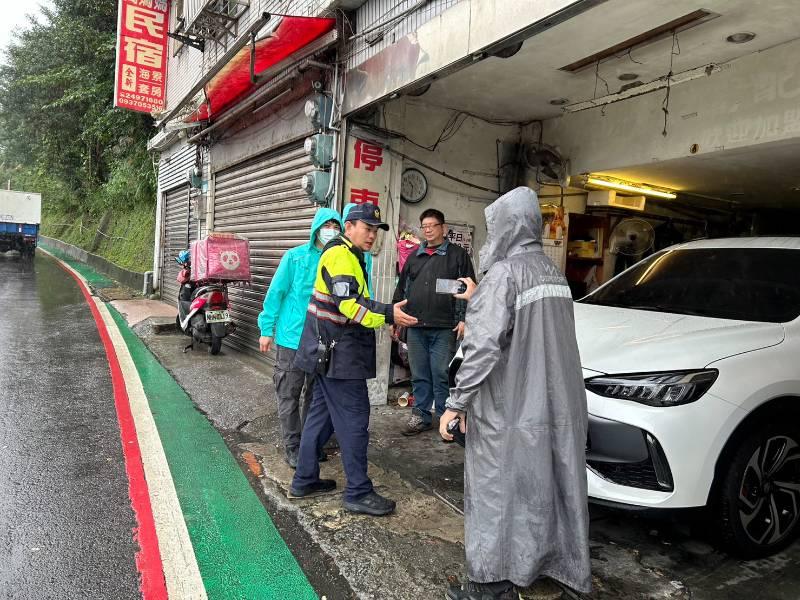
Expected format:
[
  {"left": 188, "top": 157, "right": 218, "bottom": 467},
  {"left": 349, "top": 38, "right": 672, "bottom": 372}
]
[{"left": 205, "top": 310, "right": 231, "bottom": 323}]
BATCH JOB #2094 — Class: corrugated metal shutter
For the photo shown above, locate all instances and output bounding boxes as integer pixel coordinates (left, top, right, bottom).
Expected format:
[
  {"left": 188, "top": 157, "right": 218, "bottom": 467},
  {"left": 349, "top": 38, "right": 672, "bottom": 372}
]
[
  {"left": 160, "top": 185, "right": 198, "bottom": 303},
  {"left": 158, "top": 145, "right": 195, "bottom": 191},
  {"left": 212, "top": 142, "right": 317, "bottom": 358}
]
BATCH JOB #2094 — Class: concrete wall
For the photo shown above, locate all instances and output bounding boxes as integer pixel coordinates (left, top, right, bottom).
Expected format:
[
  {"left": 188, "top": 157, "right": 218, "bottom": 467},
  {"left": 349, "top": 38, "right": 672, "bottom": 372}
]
[
  {"left": 543, "top": 37, "right": 800, "bottom": 176},
  {"left": 209, "top": 84, "right": 315, "bottom": 172},
  {"left": 39, "top": 236, "right": 146, "bottom": 292},
  {"left": 343, "top": 0, "right": 585, "bottom": 114},
  {"left": 346, "top": 0, "right": 463, "bottom": 70},
  {"left": 382, "top": 97, "right": 524, "bottom": 265},
  {"left": 378, "top": 98, "right": 595, "bottom": 263},
  {"left": 367, "top": 149, "right": 403, "bottom": 405}
]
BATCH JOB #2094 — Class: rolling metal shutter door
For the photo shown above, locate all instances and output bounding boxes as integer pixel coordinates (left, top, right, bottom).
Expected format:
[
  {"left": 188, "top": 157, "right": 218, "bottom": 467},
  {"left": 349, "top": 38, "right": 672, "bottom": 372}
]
[
  {"left": 160, "top": 185, "right": 198, "bottom": 303},
  {"left": 212, "top": 142, "right": 316, "bottom": 358}
]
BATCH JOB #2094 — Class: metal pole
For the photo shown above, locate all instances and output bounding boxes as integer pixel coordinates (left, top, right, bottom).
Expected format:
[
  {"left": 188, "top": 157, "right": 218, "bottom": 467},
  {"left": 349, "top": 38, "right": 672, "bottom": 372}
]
[{"left": 187, "top": 186, "right": 191, "bottom": 250}]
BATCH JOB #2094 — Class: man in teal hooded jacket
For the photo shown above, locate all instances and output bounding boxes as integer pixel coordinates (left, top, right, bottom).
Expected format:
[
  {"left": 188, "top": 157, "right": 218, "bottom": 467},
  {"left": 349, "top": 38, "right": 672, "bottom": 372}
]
[{"left": 258, "top": 207, "right": 343, "bottom": 468}]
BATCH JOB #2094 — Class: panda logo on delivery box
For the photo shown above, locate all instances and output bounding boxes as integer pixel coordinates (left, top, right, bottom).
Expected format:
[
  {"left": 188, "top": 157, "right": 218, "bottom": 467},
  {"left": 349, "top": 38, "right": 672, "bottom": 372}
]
[{"left": 220, "top": 250, "right": 241, "bottom": 271}]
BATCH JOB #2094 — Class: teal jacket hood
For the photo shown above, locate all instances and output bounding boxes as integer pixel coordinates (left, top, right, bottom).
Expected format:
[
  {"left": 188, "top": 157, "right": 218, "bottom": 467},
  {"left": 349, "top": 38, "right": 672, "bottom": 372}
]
[
  {"left": 257, "top": 207, "right": 343, "bottom": 350},
  {"left": 342, "top": 203, "right": 375, "bottom": 297},
  {"left": 309, "top": 207, "right": 343, "bottom": 248}
]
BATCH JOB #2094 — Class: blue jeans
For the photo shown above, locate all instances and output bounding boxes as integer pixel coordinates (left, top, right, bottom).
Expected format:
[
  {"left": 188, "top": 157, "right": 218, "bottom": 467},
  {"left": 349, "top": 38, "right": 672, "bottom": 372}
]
[{"left": 407, "top": 327, "right": 455, "bottom": 426}]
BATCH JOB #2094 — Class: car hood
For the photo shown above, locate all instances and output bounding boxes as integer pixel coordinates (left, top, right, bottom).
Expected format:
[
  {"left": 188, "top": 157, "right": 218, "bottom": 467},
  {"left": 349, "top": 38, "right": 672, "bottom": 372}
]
[{"left": 574, "top": 303, "right": 785, "bottom": 374}]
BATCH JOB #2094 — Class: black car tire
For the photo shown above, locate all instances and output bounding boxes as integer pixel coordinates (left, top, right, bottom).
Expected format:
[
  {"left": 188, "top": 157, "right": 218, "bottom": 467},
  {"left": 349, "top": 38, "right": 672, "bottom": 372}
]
[
  {"left": 713, "top": 422, "right": 800, "bottom": 558},
  {"left": 209, "top": 334, "right": 222, "bottom": 355}
]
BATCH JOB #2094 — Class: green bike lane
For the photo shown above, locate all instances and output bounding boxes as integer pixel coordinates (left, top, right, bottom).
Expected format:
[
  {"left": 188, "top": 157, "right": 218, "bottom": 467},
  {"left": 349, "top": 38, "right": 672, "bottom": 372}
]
[
  {"left": 109, "top": 307, "right": 317, "bottom": 599},
  {"left": 40, "top": 244, "right": 325, "bottom": 599}
]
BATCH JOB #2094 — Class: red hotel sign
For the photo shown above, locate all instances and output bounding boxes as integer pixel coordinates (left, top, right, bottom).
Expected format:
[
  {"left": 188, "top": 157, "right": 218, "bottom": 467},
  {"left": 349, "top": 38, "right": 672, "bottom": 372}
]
[{"left": 114, "top": 0, "right": 170, "bottom": 114}]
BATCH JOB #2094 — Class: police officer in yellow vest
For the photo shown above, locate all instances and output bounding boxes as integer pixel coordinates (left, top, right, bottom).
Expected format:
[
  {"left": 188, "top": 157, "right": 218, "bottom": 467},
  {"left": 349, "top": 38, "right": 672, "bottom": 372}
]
[{"left": 291, "top": 203, "right": 418, "bottom": 515}]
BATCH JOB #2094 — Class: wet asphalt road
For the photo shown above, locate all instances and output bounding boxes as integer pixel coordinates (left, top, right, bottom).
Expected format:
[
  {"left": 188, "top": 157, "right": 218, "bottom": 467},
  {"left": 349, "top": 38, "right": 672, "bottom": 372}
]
[{"left": 0, "top": 253, "right": 140, "bottom": 599}]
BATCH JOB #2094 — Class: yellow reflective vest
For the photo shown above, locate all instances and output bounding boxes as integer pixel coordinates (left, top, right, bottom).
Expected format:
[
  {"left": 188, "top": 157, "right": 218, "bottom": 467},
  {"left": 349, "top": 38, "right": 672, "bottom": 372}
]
[{"left": 294, "top": 235, "right": 394, "bottom": 379}]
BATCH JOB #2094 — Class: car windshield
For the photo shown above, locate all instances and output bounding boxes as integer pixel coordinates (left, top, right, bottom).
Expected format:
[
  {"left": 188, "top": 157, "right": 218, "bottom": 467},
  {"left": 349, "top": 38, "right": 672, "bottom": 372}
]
[{"left": 580, "top": 247, "right": 800, "bottom": 323}]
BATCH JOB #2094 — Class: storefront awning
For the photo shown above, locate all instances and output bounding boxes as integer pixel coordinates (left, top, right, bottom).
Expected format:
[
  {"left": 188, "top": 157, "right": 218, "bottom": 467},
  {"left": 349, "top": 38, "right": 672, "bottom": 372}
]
[{"left": 186, "top": 15, "right": 336, "bottom": 122}]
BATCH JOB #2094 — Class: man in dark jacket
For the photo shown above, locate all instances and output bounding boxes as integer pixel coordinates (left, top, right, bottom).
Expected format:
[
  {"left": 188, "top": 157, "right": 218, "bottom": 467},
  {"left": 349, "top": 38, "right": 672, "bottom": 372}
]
[{"left": 393, "top": 208, "right": 475, "bottom": 435}]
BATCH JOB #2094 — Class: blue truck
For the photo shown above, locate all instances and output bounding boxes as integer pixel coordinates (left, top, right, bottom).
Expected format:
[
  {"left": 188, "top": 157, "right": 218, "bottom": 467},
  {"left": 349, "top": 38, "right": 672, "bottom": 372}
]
[{"left": 0, "top": 190, "right": 42, "bottom": 258}]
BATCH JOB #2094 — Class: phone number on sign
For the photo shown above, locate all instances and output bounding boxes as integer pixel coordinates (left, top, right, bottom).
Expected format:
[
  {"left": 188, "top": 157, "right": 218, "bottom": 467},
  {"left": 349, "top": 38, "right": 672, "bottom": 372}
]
[{"left": 118, "top": 98, "right": 163, "bottom": 110}]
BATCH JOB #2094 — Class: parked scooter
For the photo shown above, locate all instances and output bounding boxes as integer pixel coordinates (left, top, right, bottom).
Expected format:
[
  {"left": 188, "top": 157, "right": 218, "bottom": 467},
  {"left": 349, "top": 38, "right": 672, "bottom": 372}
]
[{"left": 175, "top": 249, "right": 236, "bottom": 355}]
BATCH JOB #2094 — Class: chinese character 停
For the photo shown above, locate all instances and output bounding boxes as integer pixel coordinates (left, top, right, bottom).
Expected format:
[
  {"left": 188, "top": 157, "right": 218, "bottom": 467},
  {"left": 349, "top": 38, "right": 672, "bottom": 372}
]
[{"left": 353, "top": 139, "right": 384, "bottom": 172}]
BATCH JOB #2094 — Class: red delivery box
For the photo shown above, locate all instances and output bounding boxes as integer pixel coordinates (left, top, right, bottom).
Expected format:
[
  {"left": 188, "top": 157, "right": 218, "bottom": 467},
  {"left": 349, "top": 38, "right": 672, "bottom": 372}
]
[{"left": 190, "top": 233, "right": 251, "bottom": 282}]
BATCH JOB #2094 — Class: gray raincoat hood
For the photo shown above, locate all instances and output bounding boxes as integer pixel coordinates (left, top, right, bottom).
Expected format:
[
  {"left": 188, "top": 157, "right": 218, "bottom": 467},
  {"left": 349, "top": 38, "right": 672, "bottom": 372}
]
[
  {"left": 478, "top": 187, "right": 542, "bottom": 273},
  {"left": 448, "top": 187, "right": 591, "bottom": 593}
]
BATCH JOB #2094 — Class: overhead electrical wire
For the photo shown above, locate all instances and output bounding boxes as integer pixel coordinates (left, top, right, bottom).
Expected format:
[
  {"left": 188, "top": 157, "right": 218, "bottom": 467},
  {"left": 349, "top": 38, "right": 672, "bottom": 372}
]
[
  {"left": 662, "top": 31, "right": 681, "bottom": 136},
  {"left": 349, "top": 104, "right": 545, "bottom": 195},
  {"left": 388, "top": 147, "right": 501, "bottom": 194},
  {"left": 356, "top": 106, "right": 533, "bottom": 155}
]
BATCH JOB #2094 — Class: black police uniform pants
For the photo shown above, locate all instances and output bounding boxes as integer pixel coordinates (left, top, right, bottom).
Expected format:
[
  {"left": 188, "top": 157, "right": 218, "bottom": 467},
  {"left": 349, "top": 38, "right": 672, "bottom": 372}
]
[{"left": 292, "top": 374, "right": 373, "bottom": 502}]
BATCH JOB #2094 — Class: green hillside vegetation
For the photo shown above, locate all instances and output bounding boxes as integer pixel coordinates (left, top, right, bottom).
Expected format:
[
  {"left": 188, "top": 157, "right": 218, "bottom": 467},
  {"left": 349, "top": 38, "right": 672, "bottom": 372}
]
[{"left": 0, "top": 0, "right": 156, "bottom": 274}]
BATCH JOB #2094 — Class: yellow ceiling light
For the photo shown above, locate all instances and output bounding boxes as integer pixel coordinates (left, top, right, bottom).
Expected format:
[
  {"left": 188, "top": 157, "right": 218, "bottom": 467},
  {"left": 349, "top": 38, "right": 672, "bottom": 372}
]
[{"left": 586, "top": 176, "right": 677, "bottom": 200}]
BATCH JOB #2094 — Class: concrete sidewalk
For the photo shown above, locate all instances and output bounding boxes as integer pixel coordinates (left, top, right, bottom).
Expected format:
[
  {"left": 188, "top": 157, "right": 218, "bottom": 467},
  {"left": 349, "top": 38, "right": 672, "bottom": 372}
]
[{"left": 114, "top": 298, "right": 800, "bottom": 600}]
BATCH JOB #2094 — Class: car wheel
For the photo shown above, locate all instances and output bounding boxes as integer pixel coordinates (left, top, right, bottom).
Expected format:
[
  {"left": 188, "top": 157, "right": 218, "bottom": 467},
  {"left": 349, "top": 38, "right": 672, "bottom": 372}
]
[{"left": 714, "top": 424, "right": 800, "bottom": 558}]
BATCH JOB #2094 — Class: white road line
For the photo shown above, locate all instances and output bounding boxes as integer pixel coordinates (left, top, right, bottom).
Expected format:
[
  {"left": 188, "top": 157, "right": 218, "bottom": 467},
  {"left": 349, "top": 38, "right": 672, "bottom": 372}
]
[{"left": 96, "top": 300, "right": 207, "bottom": 600}]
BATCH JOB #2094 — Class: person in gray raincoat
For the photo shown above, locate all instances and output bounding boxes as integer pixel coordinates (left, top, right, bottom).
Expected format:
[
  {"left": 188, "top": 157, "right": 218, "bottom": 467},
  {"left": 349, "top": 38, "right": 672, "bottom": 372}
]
[{"left": 439, "top": 186, "right": 591, "bottom": 599}]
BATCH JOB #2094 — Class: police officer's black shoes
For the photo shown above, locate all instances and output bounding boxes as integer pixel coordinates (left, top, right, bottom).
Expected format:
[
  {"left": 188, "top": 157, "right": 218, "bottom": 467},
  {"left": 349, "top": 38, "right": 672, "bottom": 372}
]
[
  {"left": 446, "top": 580, "right": 518, "bottom": 600},
  {"left": 289, "top": 479, "right": 337, "bottom": 498},
  {"left": 343, "top": 491, "right": 396, "bottom": 516}
]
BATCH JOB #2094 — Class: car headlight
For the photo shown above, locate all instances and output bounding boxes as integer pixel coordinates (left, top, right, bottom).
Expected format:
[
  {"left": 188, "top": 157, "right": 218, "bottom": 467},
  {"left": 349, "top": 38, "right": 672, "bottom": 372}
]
[{"left": 585, "top": 370, "right": 718, "bottom": 407}]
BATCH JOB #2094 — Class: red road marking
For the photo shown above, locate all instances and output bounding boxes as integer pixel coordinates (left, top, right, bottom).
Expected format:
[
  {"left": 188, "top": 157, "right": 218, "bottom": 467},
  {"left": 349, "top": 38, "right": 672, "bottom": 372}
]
[{"left": 54, "top": 260, "right": 167, "bottom": 599}]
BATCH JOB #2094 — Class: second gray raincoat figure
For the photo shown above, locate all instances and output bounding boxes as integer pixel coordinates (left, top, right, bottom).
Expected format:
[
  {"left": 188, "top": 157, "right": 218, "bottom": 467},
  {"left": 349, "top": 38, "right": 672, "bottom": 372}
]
[{"left": 447, "top": 186, "right": 591, "bottom": 593}]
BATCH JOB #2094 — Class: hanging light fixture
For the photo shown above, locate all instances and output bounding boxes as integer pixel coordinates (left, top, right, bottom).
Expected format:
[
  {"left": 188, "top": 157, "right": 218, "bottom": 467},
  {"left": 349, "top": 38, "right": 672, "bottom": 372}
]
[{"left": 585, "top": 176, "right": 677, "bottom": 199}]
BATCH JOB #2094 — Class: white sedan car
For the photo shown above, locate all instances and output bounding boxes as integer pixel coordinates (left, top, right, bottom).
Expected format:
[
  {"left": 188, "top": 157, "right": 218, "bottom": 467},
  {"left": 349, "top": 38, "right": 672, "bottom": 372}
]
[{"left": 576, "top": 237, "right": 800, "bottom": 558}]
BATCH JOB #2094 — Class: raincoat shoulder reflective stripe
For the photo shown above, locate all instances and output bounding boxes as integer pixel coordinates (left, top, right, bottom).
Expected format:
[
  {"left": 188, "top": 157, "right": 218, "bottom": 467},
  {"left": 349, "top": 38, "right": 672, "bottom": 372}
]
[{"left": 257, "top": 207, "right": 343, "bottom": 350}]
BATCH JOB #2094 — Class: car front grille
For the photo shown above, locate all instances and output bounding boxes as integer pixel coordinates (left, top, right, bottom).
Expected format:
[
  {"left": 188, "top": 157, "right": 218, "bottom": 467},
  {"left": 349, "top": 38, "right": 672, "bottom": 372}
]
[
  {"left": 586, "top": 418, "right": 675, "bottom": 492},
  {"left": 588, "top": 459, "right": 666, "bottom": 492}
]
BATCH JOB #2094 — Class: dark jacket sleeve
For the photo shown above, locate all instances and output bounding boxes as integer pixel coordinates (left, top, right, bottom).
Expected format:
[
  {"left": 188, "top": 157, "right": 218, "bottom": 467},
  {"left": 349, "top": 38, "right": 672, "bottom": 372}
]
[
  {"left": 392, "top": 258, "right": 410, "bottom": 304},
  {"left": 454, "top": 247, "right": 476, "bottom": 323}
]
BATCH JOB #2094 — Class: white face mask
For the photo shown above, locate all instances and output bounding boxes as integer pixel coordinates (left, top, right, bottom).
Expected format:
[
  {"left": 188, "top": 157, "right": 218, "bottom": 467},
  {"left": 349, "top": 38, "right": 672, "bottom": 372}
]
[{"left": 317, "top": 228, "right": 338, "bottom": 246}]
